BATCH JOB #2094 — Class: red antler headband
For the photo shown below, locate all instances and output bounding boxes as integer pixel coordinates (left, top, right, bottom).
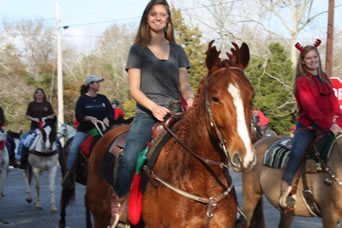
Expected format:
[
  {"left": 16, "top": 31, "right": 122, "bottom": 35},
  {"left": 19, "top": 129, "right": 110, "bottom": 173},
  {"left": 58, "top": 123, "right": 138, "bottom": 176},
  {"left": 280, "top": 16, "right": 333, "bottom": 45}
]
[{"left": 295, "top": 39, "right": 321, "bottom": 52}]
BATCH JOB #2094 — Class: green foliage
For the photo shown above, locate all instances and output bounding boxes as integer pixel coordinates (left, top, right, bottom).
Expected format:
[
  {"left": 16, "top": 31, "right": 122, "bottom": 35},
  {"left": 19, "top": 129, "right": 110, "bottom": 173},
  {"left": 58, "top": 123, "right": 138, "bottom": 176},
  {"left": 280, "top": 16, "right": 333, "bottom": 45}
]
[
  {"left": 171, "top": 7, "right": 207, "bottom": 93},
  {"left": 246, "top": 42, "right": 296, "bottom": 135},
  {"left": 122, "top": 98, "right": 136, "bottom": 119}
]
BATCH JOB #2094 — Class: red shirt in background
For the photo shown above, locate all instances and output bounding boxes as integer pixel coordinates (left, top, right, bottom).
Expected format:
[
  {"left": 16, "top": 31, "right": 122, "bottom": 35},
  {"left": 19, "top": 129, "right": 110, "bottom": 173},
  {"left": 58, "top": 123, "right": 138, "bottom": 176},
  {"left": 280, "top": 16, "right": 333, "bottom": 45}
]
[
  {"left": 296, "top": 73, "right": 342, "bottom": 131},
  {"left": 114, "top": 108, "right": 124, "bottom": 120},
  {"left": 257, "top": 110, "right": 269, "bottom": 126}
]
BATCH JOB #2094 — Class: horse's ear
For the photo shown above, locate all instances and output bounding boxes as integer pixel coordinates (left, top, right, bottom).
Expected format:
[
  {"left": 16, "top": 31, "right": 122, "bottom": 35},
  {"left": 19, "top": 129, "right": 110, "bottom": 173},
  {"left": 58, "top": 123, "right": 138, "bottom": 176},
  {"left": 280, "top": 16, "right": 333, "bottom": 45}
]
[
  {"left": 239, "top": 42, "right": 250, "bottom": 69},
  {"left": 206, "top": 40, "right": 221, "bottom": 73},
  {"left": 226, "top": 42, "right": 250, "bottom": 69}
]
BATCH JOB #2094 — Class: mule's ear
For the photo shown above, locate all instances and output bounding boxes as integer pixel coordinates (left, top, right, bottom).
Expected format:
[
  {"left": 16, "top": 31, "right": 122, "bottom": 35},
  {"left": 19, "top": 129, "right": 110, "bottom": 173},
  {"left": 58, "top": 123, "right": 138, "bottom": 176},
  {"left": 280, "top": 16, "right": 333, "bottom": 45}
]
[
  {"left": 205, "top": 40, "right": 221, "bottom": 72},
  {"left": 239, "top": 42, "right": 250, "bottom": 69}
]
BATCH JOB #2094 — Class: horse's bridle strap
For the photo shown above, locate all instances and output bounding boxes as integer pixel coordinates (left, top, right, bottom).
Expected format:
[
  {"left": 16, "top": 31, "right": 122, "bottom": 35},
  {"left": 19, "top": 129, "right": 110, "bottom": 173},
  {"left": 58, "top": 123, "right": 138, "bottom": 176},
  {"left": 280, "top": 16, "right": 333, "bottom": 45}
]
[
  {"left": 161, "top": 121, "right": 229, "bottom": 191},
  {"left": 143, "top": 166, "right": 233, "bottom": 217}
]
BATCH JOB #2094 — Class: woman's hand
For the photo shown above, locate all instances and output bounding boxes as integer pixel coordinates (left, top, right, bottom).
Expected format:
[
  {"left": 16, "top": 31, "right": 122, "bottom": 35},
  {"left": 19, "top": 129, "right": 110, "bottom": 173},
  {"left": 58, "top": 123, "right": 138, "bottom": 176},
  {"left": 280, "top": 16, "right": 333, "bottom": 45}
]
[
  {"left": 86, "top": 116, "right": 98, "bottom": 125},
  {"left": 151, "top": 104, "right": 170, "bottom": 121},
  {"left": 103, "top": 117, "right": 110, "bottom": 127},
  {"left": 186, "top": 97, "right": 194, "bottom": 108},
  {"left": 329, "top": 123, "right": 342, "bottom": 135},
  {"left": 33, "top": 117, "right": 40, "bottom": 123}
]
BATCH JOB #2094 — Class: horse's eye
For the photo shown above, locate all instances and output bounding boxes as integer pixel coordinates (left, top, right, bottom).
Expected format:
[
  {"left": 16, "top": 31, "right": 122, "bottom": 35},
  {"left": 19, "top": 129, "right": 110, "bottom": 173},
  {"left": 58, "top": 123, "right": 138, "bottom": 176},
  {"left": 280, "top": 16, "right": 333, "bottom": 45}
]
[{"left": 212, "top": 97, "right": 220, "bottom": 102}]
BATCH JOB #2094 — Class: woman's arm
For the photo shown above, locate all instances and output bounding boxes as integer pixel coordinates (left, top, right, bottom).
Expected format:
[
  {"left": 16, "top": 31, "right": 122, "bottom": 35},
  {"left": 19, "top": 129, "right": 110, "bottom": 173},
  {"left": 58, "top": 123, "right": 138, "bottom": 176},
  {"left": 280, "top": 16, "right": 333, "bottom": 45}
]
[
  {"left": 26, "top": 115, "right": 39, "bottom": 123},
  {"left": 0, "top": 107, "right": 5, "bottom": 127},
  {"left": 178, "top": 67, "right": 194, "bottom": 108},
  {"left": 128, "top": 68, "right": 170, "bottom": 121}
]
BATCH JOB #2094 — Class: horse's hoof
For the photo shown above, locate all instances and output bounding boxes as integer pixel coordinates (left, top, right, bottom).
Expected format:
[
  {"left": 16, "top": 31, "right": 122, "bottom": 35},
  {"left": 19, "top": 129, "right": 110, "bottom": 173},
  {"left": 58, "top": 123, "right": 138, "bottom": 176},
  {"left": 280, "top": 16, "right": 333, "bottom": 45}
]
[
  {"left": 26, "top": 198, "right": 32, "bottom": 203},
  {"left": 0, "top": 192, "right": 4, "bottom": 197},
  {"left": 50, "top": 208, "right": 58, "bottom": 214},
  {"left": 59, "top": 221, "right": 66, "bottom": 228}
]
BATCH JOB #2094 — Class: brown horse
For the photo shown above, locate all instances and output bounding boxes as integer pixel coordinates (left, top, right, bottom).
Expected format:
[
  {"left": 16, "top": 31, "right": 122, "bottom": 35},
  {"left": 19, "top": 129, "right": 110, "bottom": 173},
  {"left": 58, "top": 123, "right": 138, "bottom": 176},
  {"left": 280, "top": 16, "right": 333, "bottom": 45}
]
[
  {"left": 86, "top": 40, "right": 256, "bottom": 227},
  {"left": 242, "top": 135, "right": 342, "bottom": 228},
  {"left": 58, "top": 136, "right": 92, "bottom": 228}
]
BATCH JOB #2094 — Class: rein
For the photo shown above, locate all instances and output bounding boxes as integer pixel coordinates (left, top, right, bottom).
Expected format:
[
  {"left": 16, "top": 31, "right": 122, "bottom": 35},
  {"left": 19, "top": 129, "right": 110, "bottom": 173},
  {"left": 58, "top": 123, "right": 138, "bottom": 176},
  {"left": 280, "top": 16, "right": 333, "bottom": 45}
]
[{"left": 313, "top": 135, "right": 342, "bottom": 186}]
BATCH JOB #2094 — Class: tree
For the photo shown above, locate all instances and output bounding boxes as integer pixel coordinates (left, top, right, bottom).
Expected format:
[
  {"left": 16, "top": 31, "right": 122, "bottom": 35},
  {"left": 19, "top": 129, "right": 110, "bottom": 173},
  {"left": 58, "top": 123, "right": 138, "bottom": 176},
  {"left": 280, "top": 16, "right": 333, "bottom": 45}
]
[
  {"left": 194, "top": 0, "right": 329, "bottom": 64},
  {"left": 171, "top": 7, "right": 207, "bottom": 93},
  {"left": 247, "top": 43, "right": 296, "bottom": 135}
]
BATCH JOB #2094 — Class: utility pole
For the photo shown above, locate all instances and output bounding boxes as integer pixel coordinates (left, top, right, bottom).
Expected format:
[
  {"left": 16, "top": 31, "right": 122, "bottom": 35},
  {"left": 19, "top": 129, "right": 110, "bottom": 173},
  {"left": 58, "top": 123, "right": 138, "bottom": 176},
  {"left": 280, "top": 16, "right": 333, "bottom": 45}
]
[
  {"left": 326, "top": 0, "right": 334, "bottom": 76},
  {"left": 56, "top": 1, "right": 64, "bottom": 132}
]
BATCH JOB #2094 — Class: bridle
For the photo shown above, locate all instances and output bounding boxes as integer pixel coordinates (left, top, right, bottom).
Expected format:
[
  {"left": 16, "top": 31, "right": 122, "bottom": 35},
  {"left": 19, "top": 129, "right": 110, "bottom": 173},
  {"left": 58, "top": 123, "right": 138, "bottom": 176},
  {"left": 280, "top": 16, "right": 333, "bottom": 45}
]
[{"left": 144, "top": 66, "right": 248, "bottom": 226}]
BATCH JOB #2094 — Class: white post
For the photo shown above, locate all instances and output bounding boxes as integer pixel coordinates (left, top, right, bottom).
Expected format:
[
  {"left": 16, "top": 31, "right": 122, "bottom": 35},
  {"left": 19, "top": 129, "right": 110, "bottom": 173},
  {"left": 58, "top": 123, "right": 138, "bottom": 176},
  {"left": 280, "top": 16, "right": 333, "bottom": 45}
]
[{"left": 56, "top": 1, "right": 64, "bottom": 144}]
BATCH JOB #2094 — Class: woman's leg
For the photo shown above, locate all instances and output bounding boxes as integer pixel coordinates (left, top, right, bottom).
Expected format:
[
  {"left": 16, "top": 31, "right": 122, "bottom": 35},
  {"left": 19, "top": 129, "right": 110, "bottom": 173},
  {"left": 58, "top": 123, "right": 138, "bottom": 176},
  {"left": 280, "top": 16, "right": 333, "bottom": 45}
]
[
  {"left": 114, "top": 113, "right": 156, "bottom": 198},
  {"left": 280, "top": 122, "right": 315, "bottom": 208},
  {"left": 282, "top": 125, "right": 315, "bottom": 185},
  {"left": 66, "top": 131, "right": 89, "bottom": 171}
]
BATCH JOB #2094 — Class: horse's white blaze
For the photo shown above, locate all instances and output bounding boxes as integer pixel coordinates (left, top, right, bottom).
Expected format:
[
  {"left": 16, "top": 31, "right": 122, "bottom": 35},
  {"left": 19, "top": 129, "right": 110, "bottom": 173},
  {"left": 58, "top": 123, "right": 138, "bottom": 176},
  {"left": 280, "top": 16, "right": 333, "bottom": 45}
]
[
  {"left": 44, "top": 126, "right": 52, "bottom": 149},
  {"left": 227, "top": 83, "right": 254, "bottom": 168}
]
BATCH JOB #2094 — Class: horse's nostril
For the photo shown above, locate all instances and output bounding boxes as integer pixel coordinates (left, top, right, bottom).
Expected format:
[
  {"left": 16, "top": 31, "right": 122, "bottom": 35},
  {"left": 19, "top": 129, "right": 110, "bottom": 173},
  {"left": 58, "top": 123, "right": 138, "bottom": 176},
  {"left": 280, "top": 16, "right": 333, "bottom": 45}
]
[{"left": 232, "top": 153, "right": 241, "bottom": 168}]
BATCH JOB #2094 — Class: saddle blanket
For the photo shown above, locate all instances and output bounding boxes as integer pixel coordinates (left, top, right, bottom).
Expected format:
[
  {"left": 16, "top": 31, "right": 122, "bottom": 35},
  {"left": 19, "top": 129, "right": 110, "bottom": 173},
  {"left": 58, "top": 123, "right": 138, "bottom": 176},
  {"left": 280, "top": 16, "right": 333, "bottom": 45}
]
[
  {"left": 263, "top": 137, "right": 291, "bottom": 169},
  {"left": 263, "top": 133, "right": 338, "bottom": 169}
]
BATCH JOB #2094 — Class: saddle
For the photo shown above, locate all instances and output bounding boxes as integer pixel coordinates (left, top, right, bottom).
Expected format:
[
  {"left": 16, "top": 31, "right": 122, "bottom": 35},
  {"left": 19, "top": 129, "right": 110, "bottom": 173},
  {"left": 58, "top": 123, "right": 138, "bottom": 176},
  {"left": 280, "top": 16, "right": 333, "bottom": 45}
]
[{"left": 266, "top": 132, "right": 338, "bottom": 216}]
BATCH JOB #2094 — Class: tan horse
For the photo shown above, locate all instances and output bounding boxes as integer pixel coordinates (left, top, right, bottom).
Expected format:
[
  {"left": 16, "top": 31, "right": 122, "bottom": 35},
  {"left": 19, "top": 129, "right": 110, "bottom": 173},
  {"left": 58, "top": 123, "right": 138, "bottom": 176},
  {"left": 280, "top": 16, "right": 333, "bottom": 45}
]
[
  {"left": 87, "top": 40, "right": 256, "bottom": 228},
  {"left": 242, "top": 135, "right": 342, "bottom": 228}
]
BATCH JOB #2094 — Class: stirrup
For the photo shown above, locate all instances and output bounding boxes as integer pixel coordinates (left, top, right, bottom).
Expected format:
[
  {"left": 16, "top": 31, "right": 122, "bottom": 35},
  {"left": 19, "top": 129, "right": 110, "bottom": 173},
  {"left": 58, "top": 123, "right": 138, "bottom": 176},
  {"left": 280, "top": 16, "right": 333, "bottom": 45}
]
[
  {"left": 279, "top": 186, "right": 296, "bottom": 211},
  {"left": 110, "top": 192, "right": 124, "bottom": 227}
]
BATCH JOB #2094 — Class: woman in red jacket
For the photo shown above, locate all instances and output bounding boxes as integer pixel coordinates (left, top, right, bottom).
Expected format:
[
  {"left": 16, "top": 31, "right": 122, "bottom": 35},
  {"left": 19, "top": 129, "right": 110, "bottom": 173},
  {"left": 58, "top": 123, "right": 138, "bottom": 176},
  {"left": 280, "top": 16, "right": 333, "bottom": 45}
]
[{"left": 279, "top": 39, "right": 342, "bottom": 209}]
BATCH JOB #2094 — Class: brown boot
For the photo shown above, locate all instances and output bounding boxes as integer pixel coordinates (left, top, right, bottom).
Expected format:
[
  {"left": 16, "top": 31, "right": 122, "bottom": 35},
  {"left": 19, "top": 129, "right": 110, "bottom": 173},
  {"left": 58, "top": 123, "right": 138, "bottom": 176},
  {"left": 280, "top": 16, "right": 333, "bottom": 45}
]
[{"left": 279, "top": 180, "right": 296, "bottom": 210}]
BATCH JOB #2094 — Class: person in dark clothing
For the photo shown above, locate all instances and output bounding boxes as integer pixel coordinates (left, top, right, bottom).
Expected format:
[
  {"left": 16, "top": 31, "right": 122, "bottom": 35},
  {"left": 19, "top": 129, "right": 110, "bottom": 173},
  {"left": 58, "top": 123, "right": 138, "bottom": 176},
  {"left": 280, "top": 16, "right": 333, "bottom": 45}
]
[
  {"left": 19, "top": 88, "right": 56, "bottom": 169},
  {"left": 63, "top": 75, "right": 114, "bottom": 186},
  {"left": 0, "top": 106, "right": 18, "bottom": 167}
]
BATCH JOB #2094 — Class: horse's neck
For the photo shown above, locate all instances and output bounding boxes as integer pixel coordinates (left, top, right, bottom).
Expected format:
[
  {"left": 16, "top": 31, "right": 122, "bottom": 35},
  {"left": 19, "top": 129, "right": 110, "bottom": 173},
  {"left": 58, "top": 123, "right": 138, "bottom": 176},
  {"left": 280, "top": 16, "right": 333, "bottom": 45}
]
[{"left": 328, "top": 137, "right": 342, "bottom": 174}]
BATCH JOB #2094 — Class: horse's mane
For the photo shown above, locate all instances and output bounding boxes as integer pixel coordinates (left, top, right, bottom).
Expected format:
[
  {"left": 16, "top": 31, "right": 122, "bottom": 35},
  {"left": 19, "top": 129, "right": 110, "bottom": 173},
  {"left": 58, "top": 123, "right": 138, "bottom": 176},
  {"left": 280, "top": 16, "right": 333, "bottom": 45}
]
[{"left": 162, "top": 41, "right": 247, "bottom": 173}]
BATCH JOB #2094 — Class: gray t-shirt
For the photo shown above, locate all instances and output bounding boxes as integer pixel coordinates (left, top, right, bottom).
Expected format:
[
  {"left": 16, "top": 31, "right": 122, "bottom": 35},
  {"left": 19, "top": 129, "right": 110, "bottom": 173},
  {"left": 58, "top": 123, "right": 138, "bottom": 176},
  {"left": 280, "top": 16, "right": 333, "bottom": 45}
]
[{"left": 126, "top": 42, "right": 190, "bottom": 114}]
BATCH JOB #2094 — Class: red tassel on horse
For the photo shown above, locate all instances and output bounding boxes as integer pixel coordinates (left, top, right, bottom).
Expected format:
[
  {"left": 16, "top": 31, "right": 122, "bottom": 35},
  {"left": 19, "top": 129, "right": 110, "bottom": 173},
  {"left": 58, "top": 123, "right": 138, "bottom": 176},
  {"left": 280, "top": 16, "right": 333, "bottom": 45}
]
[{"left": 128, "top": 173, "right": 142, "bottom": 225}]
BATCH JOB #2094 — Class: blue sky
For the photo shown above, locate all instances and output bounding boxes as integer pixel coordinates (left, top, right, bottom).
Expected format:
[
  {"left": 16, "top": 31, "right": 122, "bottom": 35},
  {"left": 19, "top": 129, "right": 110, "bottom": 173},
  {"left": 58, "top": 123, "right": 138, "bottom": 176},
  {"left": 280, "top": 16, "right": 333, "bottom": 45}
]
[
  {"left": 0, "top": 0, "right": 154, "bottom": 51},
  {"left": 0, "top": 0, "right": 147, "bottom": 27},
  {"left": 1, "top": 0, "right": 342, "bottom": 51}
]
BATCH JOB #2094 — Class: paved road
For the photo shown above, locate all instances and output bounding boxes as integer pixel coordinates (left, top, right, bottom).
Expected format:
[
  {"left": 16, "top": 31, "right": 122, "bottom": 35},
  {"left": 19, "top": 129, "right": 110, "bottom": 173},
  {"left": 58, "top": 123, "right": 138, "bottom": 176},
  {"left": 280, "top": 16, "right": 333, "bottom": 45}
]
[
  {"left": 0, "top": 166, "right": 86, "bottom": 228},
  {"left": 0, "top": 166, "right": 340, "bottom": 227}
]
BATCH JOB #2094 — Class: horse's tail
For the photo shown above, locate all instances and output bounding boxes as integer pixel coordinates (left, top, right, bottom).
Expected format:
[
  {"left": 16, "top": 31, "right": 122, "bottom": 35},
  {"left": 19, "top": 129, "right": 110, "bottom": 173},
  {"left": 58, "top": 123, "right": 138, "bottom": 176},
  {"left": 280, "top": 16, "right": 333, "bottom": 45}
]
[
  {"left": 249, "top": 198, "right": 265, "bottom": 228},
  {"left": 61, "top": 182, "right": 75, "bottom": 207}
]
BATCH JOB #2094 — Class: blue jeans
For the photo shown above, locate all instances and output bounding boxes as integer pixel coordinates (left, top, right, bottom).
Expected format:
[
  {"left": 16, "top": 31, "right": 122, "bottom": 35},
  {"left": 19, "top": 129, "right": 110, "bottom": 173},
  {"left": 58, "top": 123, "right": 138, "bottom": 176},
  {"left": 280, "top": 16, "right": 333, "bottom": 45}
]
[
  {"left": 114, "top": 112, "right": 157, "bottom": 198},
  {"left": 66, "top": 131, "right": 89, "bottom": 171},
  {"left": 17, "top": 131, "right": 31, "bottom": 160},
  {"left": 282, "top": 122, "right": 315, "bottom": 184}
]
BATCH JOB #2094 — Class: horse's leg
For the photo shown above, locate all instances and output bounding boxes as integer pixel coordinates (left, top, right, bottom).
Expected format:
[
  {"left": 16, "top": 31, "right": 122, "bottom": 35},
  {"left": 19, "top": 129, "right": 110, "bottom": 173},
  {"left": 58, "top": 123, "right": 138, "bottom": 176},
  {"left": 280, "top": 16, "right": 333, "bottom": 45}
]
[
  {"left": 48, "top": 165, "right": 58, "bottom": 213},
  {"left": 321, "top": 209, "right": 340, "bottom": 228},
  {"left": 0, "top": 150, "right": 9, "bottom": 197},
  {"left": 33, "top": 167, "right": 42, "bottom": 210},
  {"left": 84, "top": 193, "right": 92, "bottom": 228},
  {"left": 242, "top": 171, "right": 264, "bottom": 227},
  {"left": 23, "top": 168, "right": 32, "bottom": 203},
  {"left": 0, "top": 162, "right": 8, "bottom": 197},
  {"left": 278, "top": 212, "right": 294, "bottom": 228}
]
